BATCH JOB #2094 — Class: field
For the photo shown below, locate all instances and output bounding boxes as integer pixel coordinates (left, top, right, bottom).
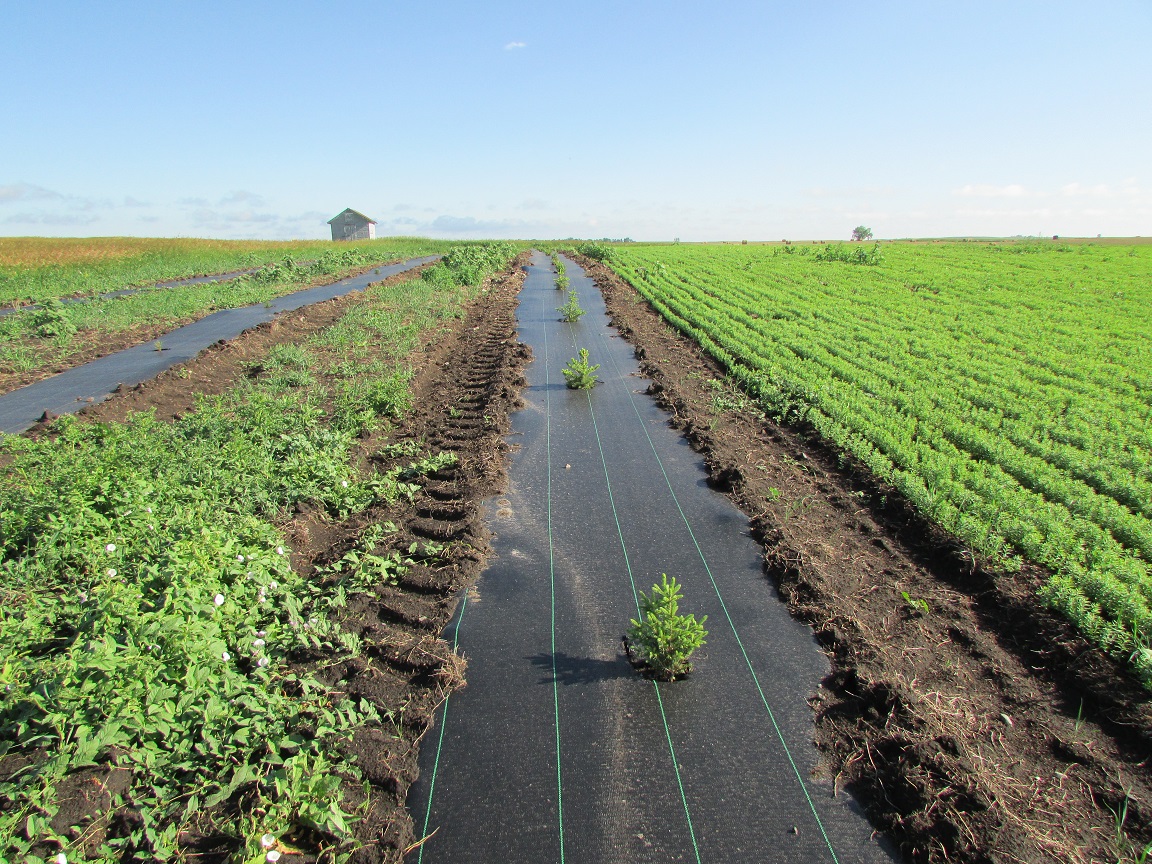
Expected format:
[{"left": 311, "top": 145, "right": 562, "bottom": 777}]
[
  {"left": 2, "top": 236, "right": 1151, "bottom": 863},
  {"left": 0, "top": 243, "right": 525, "bottom": 862},
  {"left": 602, "top": 239, "right": 1152, "bottom": 684},
  {"left": 0, "top": 237, "right": 474, "bottom": 392}
]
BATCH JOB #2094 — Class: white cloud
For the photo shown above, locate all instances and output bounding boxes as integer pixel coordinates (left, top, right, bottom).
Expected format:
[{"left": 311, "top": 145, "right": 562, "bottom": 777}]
[
  {"left": 190, "top": 208, "right": 278, "bottom": 227},
  {"left": 953, "top": 184, "right": 1029, "bottom": 198},
  {"left": 0, "top": 183, "right": 64, "bottom": 203},
  {"left": 219, "top": 190, "right": 267, "bottom": 207},
  {"left": 3, "top": 211, "right": 99, "bottom": 226},
  {"left": 504, "top": 41, "right": 527, "bottom": 50}
]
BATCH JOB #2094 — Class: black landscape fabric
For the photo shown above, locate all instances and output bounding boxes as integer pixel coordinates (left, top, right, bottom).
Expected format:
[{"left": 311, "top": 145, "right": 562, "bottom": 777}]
[
  {"left": 408, "top": 252, "right": 897, "bottom": 863},
  {"left": 0, "top": 257, "right": 437, "bottom": 434}
]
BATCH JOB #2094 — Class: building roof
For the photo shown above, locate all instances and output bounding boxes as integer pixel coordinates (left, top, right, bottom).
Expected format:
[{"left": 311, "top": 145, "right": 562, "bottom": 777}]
[{"left": 327, "top": 208, "right": 377, "bottom": 225}]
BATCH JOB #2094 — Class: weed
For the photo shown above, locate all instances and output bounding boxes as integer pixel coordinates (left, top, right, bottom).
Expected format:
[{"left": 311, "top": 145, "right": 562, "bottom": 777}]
[
  {"left": 562, "top": 348, "right": 599, "bottom": 389},
  {"left": 576, "top": 241, "right": 614, "bottom": 262},
  {"left": 628, "top": 574, "right": 708, "bottom": 680},
  {"left": 901, "top": 590, "right": 931, "bottom": 615},
  {"left": 27, "top": 299, "right": 76, "bottom": 339}
]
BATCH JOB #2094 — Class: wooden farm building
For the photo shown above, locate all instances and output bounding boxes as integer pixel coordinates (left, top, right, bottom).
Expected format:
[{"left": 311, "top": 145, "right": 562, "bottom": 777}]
[{"left": 328, "top": 208, "right": 376, "bottom": 241}]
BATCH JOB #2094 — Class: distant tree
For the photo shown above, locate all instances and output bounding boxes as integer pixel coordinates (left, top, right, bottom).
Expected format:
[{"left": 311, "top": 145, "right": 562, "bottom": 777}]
[{"left": 852, "top": 225, "right": 874, "bottom": 242}]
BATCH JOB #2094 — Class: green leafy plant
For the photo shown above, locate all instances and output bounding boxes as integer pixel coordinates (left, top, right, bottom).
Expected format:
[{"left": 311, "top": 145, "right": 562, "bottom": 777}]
[
  {"left": 814, "top": 242, "right": 884, "bottom": 265},
  {"left": 576, "top": 241, "right": 613, "bottom": 262},
  {"left": 558, "top": 290, "right": 586, "bottom": 323},
  {"left": 901, "top": 590, "right": 931, "bottom": 615},
  {"left": 27, "top": 299, "right": 77, "bottom": 339},
  {"left": 628, "top": 574, "right": 708, "bottom": 680},
  {"left": 562, "top": 348, "right": 599, "bottom": 389}
]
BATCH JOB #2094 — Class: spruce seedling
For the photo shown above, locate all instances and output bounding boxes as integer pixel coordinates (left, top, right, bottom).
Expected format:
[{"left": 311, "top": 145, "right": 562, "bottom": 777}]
[
  {"left": 562, "top": 348, "right": 599, "bottom": 389},
  {"left": 557, "top": 289, "right": 585, "bottom": 323},
  {"left": 628, "top": 574, "right": 707, "bottom": 680}
]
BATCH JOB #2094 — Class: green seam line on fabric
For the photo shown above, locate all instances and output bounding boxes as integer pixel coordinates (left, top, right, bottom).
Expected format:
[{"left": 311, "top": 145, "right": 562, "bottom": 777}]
[
  {"left": 417, "top": 588, "right": 469, "bottom": 864},
  {"left": 543, "top": 260, "right": 567, "bottom": 863},
  {"left": 563, "top": 313, "right": 704, "bottom": 864},
  {"left": 568, "top": 253, "right": 842, "bottom": 864}
]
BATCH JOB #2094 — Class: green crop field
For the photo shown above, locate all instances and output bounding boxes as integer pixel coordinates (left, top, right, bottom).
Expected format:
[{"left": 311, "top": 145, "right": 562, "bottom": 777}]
[{"left": 602, "top": 239, "right": 1152, "bottom": 684}]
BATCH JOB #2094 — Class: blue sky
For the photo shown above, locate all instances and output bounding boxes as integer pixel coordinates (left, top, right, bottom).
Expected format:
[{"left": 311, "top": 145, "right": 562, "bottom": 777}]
[{"left": 2, "top": 1, "right": 1149, "bottom": 241}]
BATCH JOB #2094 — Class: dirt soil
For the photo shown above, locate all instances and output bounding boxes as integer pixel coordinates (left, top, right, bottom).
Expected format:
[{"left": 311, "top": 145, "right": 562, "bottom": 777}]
[
  {"left": 21, "top": 259, "right": 531, "bottom": 862},
  {"left": 574, "top": 253, "right": 1152, "bottom": 864}
]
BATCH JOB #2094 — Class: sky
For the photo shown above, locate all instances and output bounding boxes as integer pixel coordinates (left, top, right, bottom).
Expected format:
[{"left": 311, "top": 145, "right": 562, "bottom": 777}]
[{"left": 2, "top": 1, "right": 1150, "bottom": 242}]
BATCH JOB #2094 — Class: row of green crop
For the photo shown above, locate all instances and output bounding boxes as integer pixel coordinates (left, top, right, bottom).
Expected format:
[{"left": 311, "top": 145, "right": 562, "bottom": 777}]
[
  {"left": 0, "top": 243, "right": 518, "bottom": 862},
  {"left": 604, "top": 241, "right": 1152, "bottom": 686}
]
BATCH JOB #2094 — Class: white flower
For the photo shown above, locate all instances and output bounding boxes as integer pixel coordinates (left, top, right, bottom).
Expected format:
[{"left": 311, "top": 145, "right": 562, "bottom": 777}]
[
  {"left": 260, "top": 833, "right": 276, "bottom": 849},
  {"left": 269, "top": 581, "right": 278, "bottom": 590},
  {"left": 146, "top": 507, "right": 153, "bottom": 514},
  {"left": 105, "top": 543, "right": 116, "bottom": 553},
  {"left": 256, "top": 630, "right": 267, "bottom": 637},
  {"left": 266, "top": 851, "right": 281, "bottom": 863},
  {"left": 257, "top": 656, "right": 270, "bottom": 668},
  {"left": 237, "top": 554, "right": 245, "bottom": 562},
  {"left": 107, "top": 568, "right": 117, "bottom": 577},
  {"left": 247, "top": 554, "right": 255, "bottom": 561},
  {"left": 214, "top": 593, "right": 225, "bottom": 606},
  {"left": 341, "top": 480, "right": 349, "bottom": 488},
  {"left": 253, "top": 639, "right": 265, "bottom": 647},
  {"left": 276, "top": 546, "right": 285, "bottom": 555},
  {"left": 221, "top": 651, "right": 230, "bottom": 661},
  {"left": 55, "top": 854, "right": 68, "bottom": 864}
]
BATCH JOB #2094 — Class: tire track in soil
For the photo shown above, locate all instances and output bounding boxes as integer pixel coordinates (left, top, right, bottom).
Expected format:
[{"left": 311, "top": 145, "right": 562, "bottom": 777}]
[
  {"left": 306, "top": 258, "right": 533, "bottom": 862},
  {"left": 575, "top": 253, "right": 1152, "bottom": 863}
]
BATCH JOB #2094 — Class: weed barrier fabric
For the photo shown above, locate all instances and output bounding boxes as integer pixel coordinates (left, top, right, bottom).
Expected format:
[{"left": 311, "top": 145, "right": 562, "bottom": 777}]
[
  {"left": 0, "top": 257, "right": 437, "bottom": 434},
  {"left": 409, "top": 251, "right": 896, "bottom": 863}
]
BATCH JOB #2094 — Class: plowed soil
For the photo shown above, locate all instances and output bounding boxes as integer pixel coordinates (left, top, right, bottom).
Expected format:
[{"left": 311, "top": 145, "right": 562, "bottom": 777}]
[{"left": 575, "top": 253, "right": 1152, "bottom": 864}]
